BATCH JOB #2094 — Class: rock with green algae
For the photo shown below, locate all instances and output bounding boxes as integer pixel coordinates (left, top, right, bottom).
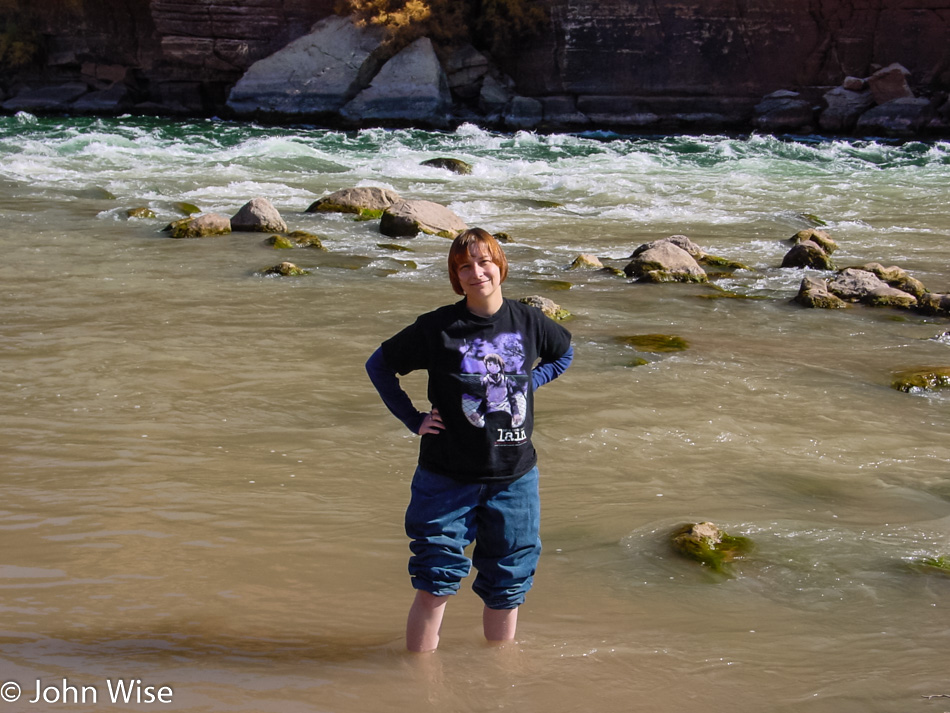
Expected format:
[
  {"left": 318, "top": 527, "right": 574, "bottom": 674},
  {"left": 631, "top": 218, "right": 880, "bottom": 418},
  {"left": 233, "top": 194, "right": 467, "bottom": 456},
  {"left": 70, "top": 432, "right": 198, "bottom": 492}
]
[
  {"left": 126, "top": 206, "right": 156, "bottom": 219},
  {"left": 377, "top": 242, "right": 415, "bottom": 252},
  {"left": 169, "top": 213, "right": 231, "bottom": 239},
  {"left": 670, "top": 522, "right": 754, "bottom": 574},
  {"left": 265, "top": 230, "right": 327, "bottom": 250},
  {"left": 519, "top": 295, "right": 570, "bottom": 321},
  {"left": 616, "top": 334, "right": 689, "bottom": 353},
  {"left": 493, "top": 232, "right": 514, "bottom": 243},
  {"left": 258, "top": 261, "right": 311, "bottom": 277},
  {"left": 421, "top": 157, "right": 473, "bottom": 175},
  {"left": 891, "top": 366, "right": 950, "bottom": 392},
  {"left": 173, "top": 201, "right": 201, "bottom": 216},
  {"left": 781, "top": 239, "right": 836, "bottom": 270},
  {"left": 568, "top": 253, "right": 604, "bottom": 270},
  {"left": 787, "top": 228, "right": 838, "bottom": 254},
  {"left": 907, "top": 555, "right": 950, "bottom": 576}
]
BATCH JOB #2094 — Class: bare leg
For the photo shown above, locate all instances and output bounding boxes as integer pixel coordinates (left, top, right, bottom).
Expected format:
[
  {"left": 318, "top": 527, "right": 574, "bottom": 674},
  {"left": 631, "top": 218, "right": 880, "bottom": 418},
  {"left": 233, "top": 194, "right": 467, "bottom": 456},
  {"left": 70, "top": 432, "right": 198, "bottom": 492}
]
[
  {"left": 407, "top": 590, "right": 448, "bottom": 653},
  {"left": 483, "top": 605, "right": 518, "bottom": 644}
]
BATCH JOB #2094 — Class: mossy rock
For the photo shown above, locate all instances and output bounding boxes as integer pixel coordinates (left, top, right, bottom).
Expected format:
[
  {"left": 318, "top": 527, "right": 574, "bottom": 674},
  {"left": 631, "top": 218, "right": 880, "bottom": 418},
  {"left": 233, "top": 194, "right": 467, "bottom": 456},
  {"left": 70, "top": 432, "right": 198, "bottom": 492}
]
[
  {"left": 258, "top": 261, "right": 311, "bottom": 277},
  {"left": 420, "top": 157, "right": 473, "bottom": 175},
  {"left": 520, "top": 295, "right": 571, "bottom": 321},
  {"left": 616, "top": 334, "right": 689, "bottom": 353},
  {"left": 626, "top": 357, "right": 650, "bottom": 367},
  {"left": 798, "top": 212, "right": 828, "bottom": 227},
  {"left": 169, "top": 213, "right": 231, "bottom": 239},
  {"left": 519, "top": 198, "right": 564, "bottom": 209},
  {"left": 670, "top": 522, "right": 754, "bottom": 574},
  {"left": 891, "top": 366, "right": 950, "bottom": 392},
  {"left": 569, "top": 254, "right": 604, "bottom": 270},
  {"left": 700, "top": 254, "right": 752, "bottom": 271},
  {"left": 530, "top": 279, "right": 574, "bottom": 291},
  {"left": 908, "top": 555, "right": 950, "bottom": 576},
  {"left": 377, "top": 242, "right": 415, "bottom": 252},
  {"left": 265, "top": 231, "right": 326, "bottom": 250},
  {"left": 126, "top": 206, "right": 156, "bottom": 219},
  {"left": 173, "top": 201, "right": 201, "bottom": 216},
  {"left": 493, "top": 232, "right": 514, "bottom": 243},
  {"left": 75, "top": 186, "right": 116, "bottom": 200}
]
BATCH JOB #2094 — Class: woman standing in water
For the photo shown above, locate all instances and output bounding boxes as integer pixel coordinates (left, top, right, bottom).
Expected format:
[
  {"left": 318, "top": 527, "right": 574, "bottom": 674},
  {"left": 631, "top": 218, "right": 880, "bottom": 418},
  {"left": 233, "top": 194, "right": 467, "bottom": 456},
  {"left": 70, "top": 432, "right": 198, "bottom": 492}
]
[{"left": 366, "top": 228, "right": 573, "bottom": 652}]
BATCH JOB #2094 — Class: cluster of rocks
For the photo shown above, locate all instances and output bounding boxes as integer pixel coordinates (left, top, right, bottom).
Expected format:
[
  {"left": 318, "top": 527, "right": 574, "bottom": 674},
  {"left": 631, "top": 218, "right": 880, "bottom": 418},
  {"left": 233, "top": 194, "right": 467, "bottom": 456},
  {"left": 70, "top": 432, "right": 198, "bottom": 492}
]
[
  {"left": 306, "top": 185, "right": 468, "bottom": 239},
  {"left": 780, "top": 228, "right": 950, "bottom": 318},
  {"left": 753, "top": 63, "right": 949, "bottom": 137}
]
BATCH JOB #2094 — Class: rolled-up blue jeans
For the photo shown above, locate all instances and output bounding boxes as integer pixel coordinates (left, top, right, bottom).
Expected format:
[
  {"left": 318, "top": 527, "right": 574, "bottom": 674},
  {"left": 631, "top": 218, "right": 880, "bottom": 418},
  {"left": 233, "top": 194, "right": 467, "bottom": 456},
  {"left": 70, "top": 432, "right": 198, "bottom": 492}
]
[{"left": 405, "top": 465, "right": 541, "bottom": 609}]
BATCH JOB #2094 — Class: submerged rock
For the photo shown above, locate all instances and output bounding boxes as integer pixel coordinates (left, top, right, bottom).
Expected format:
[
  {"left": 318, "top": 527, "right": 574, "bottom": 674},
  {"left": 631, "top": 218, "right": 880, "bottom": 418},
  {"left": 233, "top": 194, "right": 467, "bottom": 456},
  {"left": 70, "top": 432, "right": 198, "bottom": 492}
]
[
  {"left": 259, "top": 261, "right": 311, "bottom": 277},
  {"left": 170, "top": 213, "right": 231, "bottom": 238},
  {"left": 421, "top": 157, "right": 473, "bottom": 175},
  {"left": 670, "top": 522, "right": 754, "bottom": 574},
  {"left": 379, "top": 199, "right": 467, "bottom": 238},
  {"left": 616, "top": 334, "right": 689, "bottom": 352},
  {"left": 126, "top": 206, "right": 156, "bottom": 219},
  {"left": 907, "top": 555, "right": 950, "bottom": 576},
  {"left": 306, "top": 187, "right": 402, "bottom": 218},
  {"left": 231, "top": 197, "right": 287, "bottom": 233},
  {"left": 891, "top": 366, "right": 950, "bottom": 392},
  {"left": 173, "top": 201, "right": 201, "bottom": 216},
  {"left": 266, "top": 230, "right": 326, "bottom": 250}
]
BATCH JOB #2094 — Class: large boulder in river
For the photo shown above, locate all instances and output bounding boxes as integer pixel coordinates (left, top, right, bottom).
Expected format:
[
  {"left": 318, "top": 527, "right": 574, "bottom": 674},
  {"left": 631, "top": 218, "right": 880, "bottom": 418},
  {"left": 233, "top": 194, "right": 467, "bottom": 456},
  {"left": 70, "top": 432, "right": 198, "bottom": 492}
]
[
  {"left": 782, "top": 240, "right": 835, "bottom": 270},
  {"left": 624, "top": 238, "right": 707, "bottom": 283},
  {"left": 340, "top": 37, "right": 452, "bottom": 127},
  {"left": 231, "top": 197, "right": 287, "bottom": 233},
  {"left": 827, "top": 267, "right": 918, "bottom": 308},
  {"left": 226, "top": 15, "right": 386, "bottom": 119},
  {"left": 306, "top": 187, "right": 402, "bottom": 218},
  {"left": 380, "top": 199, "right": 468, "bottom": 238},
  {"left": 788, "top": 228, "right": 837, "bottom": 254}
]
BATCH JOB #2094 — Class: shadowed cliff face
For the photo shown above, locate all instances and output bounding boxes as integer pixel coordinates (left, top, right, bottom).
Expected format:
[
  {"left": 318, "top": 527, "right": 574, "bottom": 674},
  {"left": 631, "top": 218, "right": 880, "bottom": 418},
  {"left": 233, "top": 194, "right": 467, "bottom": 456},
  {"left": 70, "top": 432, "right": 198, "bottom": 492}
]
[
  {"left": 508, "top": 0, "right": 950, "bottom": 97},
  {"left": 3, "top": 0, "right": 949, "bottom": 129}
]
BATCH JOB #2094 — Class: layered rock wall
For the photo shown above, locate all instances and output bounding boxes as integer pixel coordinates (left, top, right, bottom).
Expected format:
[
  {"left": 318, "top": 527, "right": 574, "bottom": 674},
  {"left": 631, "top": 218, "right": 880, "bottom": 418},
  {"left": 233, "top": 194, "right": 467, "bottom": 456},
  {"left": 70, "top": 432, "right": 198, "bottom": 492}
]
[{"left": 3, "top": 0, "right": 949, "bottom": 133}]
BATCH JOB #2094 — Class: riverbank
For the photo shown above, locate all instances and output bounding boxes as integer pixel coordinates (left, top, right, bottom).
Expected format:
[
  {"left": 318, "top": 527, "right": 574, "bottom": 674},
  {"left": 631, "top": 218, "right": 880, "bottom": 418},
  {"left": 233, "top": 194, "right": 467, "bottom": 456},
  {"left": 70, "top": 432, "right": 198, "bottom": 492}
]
[{"left": 2, "top": 2, "right": 949, "bottom": 140}]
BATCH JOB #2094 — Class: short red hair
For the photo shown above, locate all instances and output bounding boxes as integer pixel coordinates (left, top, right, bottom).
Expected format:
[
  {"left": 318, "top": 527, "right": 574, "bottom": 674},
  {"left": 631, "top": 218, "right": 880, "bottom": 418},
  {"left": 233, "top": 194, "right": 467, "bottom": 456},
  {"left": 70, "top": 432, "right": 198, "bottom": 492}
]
[{"left": 447, "top": 228, "right": 509, "bottom": 296}]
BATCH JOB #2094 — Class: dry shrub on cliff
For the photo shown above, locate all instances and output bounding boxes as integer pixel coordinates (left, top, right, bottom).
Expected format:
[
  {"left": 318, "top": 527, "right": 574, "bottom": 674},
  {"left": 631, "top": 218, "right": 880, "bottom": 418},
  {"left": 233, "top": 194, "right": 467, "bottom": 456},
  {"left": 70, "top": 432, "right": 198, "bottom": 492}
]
[
  {"left": 0, "top": 14, "right": 41, "bottom": 70},
  {"left": 336, "top": 0, "right": 546, "bottom": 55}
]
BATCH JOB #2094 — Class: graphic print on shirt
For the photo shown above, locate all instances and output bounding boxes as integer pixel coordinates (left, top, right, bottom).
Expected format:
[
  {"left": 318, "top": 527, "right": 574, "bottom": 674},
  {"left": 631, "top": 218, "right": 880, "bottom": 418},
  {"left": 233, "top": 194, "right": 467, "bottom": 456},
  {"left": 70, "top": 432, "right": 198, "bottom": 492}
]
[{"left": 456, "top": 332, "right": 529, "bottom": 445}]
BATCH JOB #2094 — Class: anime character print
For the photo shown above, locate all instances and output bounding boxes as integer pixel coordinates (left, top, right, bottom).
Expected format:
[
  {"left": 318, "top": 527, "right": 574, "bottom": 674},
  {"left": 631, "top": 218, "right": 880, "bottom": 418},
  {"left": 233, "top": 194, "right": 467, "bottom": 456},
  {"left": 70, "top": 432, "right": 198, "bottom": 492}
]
[{"left": 458, "top": 332, "right": 529, "bottom": 437}]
